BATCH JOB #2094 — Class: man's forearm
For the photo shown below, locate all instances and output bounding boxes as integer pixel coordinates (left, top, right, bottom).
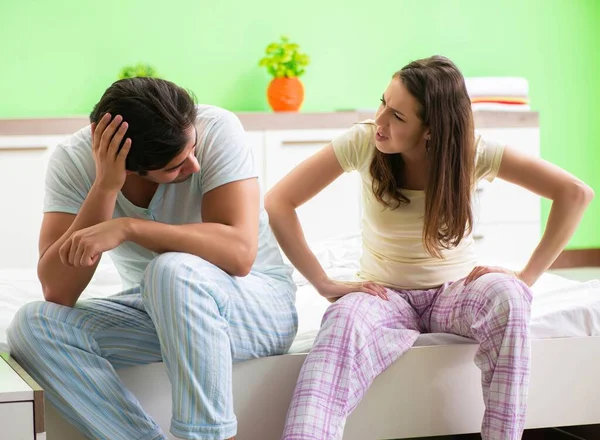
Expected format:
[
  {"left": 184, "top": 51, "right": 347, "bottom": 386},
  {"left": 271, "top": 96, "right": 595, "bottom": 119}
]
[
  {"left": 123, "top": 218, "right": 257, "bottom": 277},
  {"left": 38, "top": 184, "right": 119, "bottom": 305}
]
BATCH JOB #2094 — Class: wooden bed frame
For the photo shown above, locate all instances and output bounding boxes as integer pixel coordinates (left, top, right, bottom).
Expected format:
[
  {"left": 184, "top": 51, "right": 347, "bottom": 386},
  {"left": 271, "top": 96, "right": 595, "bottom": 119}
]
[{"left": 44, "top": 335, "right": 600, "bottom": 440}]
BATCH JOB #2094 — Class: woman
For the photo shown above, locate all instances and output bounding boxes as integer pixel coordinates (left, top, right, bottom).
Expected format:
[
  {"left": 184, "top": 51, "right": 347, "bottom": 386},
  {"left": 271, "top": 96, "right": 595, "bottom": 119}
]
[{"left": 265, "top": 55, "right": 594, "bottom": 440}]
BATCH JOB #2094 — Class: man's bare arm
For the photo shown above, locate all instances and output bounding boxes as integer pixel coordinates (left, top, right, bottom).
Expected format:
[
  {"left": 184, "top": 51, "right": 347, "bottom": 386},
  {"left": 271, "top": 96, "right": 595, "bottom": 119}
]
[
  {"left": 38, "top": 186, "right": 119, "bottom": 305},
  {"left": 38, "top": 114, "right": 131, "bottom": 306}
]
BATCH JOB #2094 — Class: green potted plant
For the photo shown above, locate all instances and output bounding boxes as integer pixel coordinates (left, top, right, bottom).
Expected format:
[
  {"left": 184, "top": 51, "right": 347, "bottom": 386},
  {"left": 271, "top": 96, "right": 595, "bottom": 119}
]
[
  {"left": 118, "top": 63, "right": 159, "bottom": 79},
  {"left": 258, "top": 36, "right": 310, "bottom": 112}
]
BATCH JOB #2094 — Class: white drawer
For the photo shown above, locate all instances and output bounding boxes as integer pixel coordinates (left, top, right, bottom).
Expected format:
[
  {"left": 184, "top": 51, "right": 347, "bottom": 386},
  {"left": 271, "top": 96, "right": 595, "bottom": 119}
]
[
  {"left": 0, "top": 401, "right": 34, "bottom": 439},
  {"left": 264, "top": 130, "right": 361, "bottom": 242},
  {"left": 473, "top": 127, "right": 541, "bottom": 226},
  {"left": 245, "top": 131, "right": 265, "bottom": 190},
  {"left": 475, "top": 127, "right": 540, "bottom": 157},
  {"left": 263, "top": 129, "right": 346, "bottom": 189},
  {"left": 0, "top": 148, "right": 51, "bottom": 268},
  {"left": 473, "top": 180, "right": 541, "bottom": 225},
  {"left": 473, "top": 222, "right": 540, "bottom": 268}
]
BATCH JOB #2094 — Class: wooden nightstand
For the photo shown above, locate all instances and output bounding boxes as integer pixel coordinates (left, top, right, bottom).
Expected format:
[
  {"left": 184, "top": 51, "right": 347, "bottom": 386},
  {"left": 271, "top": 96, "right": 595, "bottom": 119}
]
[{"left": 0, "top": 353, "right": 44, "bottom": 440}]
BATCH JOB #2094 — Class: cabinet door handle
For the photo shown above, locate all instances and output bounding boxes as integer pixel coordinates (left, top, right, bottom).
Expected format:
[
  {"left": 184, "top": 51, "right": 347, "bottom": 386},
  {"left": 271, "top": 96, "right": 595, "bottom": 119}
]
[
  {"left": 0, "top": 146, "right": 47, "bottom": 152},
  {"left": 281, "top": 140, "right": 330, "bottom": 146}
]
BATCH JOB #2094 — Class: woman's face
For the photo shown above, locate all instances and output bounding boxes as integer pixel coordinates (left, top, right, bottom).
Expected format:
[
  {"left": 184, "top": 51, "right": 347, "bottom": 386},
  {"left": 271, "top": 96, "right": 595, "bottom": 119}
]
[{"left": 374, "top": 77, "right": 429, "bottom": 156}]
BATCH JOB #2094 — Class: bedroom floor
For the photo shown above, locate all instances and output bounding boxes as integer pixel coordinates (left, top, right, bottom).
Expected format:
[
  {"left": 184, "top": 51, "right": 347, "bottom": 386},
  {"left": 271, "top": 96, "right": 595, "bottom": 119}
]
[
  {"left": 397, "top": 267, "right": 600, "bottom": 440},
  {"left": 548, "top": 266, "right": 600, "bottom": 282},
  {"left": 403, "top": 424, "right": 600, "bottom": 439}
]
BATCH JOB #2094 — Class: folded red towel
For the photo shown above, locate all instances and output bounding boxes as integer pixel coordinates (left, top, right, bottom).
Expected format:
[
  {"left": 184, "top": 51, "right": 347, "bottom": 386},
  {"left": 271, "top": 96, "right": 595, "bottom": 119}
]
[{"left": 471, "top": 96, "right": 529, "bottom": 105}]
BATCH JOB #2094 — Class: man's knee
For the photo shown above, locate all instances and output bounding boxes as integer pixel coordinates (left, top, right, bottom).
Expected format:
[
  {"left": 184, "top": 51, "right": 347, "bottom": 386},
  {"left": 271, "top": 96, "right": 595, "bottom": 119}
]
[
  {"left": 141, "top": 252, "right": 226, "bottom": 310},
  {"left": 143, "top": 252, "right": 214, "bottom": 288},
  {"left": 7, "top": 301, "right": 55, "bottom": 355}
]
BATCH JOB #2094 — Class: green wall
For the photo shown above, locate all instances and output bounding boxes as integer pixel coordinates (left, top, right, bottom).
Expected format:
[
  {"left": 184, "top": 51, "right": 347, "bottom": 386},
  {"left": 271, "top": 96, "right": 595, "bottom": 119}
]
[{"left": 1, "top": 0, "right": 599, "bottom": 248}]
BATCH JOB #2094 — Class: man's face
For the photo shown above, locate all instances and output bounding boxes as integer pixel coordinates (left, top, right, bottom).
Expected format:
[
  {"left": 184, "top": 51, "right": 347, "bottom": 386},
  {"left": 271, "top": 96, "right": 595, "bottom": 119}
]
[{"left": 142, "top": 125, "right": 200, "bottom": 184}]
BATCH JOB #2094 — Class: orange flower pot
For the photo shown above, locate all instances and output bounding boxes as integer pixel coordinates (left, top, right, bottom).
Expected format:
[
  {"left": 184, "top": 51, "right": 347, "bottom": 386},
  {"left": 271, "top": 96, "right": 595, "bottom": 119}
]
[{"left": 267, "top": 77, "right": 304, "bottom": 112}]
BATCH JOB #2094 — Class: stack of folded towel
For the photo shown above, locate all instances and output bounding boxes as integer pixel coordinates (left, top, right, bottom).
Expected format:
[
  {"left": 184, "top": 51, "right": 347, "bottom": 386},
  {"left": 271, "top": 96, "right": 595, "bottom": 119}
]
[{"left": 464, "top": 77, "right": 530, "bottom": 111}]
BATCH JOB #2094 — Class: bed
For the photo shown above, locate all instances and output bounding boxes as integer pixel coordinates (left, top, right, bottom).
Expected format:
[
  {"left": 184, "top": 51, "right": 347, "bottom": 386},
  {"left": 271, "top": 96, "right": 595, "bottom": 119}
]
[{"left": 2, "top": 234, "right": 600, "bottom": 440}]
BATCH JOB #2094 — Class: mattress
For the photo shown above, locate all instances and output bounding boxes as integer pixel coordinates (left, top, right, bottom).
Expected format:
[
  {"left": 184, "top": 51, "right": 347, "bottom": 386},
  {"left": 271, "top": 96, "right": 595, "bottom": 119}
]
[
  {"left": 0, "top": 261, "right": 123, "bottom": 353},
  {"left": 1, "top": 236, "right": 600, "bottom": 354}
]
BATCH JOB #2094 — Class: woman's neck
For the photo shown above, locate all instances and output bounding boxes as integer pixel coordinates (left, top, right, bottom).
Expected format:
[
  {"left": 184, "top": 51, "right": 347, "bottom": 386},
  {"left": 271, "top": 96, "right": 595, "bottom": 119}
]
[{"left": 400, "top": 153, "right": 429, "bottom": 191}]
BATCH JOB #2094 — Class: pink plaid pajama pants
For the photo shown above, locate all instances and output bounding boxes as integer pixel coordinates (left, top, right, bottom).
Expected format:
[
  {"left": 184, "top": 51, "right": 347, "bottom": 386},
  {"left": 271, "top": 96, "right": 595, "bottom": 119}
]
[{"left": 282, "top": 273, "right": 533, "bottom": 440}]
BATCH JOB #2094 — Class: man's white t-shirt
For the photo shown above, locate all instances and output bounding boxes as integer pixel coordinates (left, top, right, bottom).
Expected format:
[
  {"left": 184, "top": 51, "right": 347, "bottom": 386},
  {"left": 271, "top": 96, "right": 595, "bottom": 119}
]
[{"left": 44, "top": 105, "right": 294, "bottom": 289}]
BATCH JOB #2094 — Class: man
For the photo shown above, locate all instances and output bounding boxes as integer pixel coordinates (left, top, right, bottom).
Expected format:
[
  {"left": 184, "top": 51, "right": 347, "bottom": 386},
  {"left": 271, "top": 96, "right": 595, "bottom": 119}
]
[{"left": 8, "top": 77, "right": 298, "bottom": 440}]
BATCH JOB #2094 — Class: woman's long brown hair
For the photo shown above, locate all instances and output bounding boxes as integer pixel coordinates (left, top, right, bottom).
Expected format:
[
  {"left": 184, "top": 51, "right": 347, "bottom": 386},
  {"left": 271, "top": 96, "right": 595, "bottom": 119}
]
[{"left": 369, "top": 55, "right": 475, "bottom": 258}]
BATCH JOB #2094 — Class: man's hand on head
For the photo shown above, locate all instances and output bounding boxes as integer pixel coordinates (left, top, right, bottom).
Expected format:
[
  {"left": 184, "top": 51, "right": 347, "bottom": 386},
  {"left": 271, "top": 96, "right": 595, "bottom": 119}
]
[{"left": 92, "top": 113, "right": 131, "bottom": 193}]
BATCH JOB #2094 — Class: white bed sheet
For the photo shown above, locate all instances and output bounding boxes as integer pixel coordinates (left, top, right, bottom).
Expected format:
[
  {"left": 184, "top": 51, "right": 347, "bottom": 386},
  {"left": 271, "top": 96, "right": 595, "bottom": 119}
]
[
  {"left": 288, "top": 234, "right": 600, "bottom": 352},
  {"left": 288, "top": 276, "right": 600, "bottom": 353},
  {"left": 1, "top": 236, "right": 600, "bottom": 355},
  {"left": 0, "top": 261, "right": 123, "bottom": 352}
]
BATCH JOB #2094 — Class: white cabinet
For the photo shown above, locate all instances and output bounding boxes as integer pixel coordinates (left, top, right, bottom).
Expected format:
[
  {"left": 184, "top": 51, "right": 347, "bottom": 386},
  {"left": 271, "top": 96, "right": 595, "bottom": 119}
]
[
  {"left": 473, "top": 223, "right": 541, "bottom": 267},
  {"left": 247, "top": 128, "right": 362, "bottom": 244},
  {"left": 261, "top": 129, "right": 361, "bottom": 243},
  {"left": 472, "top": 127, "right": 541, "bottom": 266},
  {"left": 249, "top": 123, "right": 542, "bottom": 267},
  {"left": 0, "top": 116, "right": 541, "bottom": 270},
  {"left": 0, "top": 353, "right": 44, "bottom": 440},
  {"left": 0, "top": 136, "right": 69, "bottom": 268},
  {"left": 0, "top": 402, "right": 35, "bottom": 439},
  {"left": 246, "top": 131, "right": 265, "bottom": 190}
]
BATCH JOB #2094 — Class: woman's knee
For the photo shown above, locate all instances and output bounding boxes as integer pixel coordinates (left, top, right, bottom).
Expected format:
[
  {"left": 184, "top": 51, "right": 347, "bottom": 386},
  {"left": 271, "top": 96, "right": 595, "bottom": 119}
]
[
  {"left": 322, "top": 292, "right": 382, "bottom": 330},
  {"left": 473, "top": 273, "right": 533, "bottom": 320}
]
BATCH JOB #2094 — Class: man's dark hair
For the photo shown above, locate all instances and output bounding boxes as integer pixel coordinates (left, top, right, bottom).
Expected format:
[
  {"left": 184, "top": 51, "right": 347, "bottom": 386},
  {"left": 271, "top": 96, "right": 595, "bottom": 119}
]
[{"left": 90, "top": 77, "right": 197, "bottom": 174}]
